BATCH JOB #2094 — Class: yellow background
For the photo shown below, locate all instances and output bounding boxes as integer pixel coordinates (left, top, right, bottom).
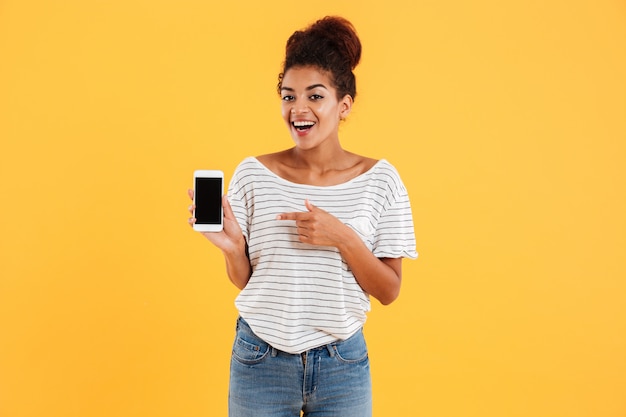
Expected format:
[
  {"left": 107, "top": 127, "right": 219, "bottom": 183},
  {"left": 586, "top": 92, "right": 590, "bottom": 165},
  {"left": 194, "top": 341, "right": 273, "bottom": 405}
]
[{"left": 1, "top": 1, "right": 625, "bottom": 416}]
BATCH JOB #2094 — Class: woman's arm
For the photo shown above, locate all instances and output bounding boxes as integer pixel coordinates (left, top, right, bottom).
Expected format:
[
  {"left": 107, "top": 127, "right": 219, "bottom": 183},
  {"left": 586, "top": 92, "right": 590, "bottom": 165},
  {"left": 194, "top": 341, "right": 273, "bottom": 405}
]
[
  {"left": 220, "top": 235, "right": 252, "bottom": 290},
  {"left": 188, "top": 191, "right": 251, "bottom": 289},
  {"left": 336, "top": 235, "right": 402, "bottom": 305}
]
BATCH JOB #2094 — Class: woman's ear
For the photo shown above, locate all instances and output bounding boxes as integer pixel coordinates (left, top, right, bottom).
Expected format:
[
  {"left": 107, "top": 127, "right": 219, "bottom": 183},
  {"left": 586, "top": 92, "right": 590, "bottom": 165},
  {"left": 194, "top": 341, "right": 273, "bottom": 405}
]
[{"left": 339, "top": 94, "right": 353, "bottom": 120}]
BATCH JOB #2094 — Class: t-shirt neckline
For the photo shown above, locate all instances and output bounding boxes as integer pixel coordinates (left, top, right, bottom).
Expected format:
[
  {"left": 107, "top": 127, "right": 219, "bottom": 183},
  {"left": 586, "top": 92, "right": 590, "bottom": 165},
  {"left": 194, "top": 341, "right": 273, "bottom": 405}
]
[{"left": 248, "top": 156, "right": 386, "bottom": 189}]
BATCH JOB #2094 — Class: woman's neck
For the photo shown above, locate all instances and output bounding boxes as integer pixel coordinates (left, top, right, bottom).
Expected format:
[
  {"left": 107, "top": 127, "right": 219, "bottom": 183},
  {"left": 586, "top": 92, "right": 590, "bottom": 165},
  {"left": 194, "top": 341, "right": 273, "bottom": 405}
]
[{"left": 287, "top": 145, "right": 351, "bottom": 174}]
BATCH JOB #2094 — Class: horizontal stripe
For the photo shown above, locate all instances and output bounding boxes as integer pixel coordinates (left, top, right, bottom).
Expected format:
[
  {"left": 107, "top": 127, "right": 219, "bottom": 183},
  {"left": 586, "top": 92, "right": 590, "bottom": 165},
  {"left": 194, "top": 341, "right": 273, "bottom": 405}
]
[{"left": 228, "top": 157, "right": 417, "bottom": 353}]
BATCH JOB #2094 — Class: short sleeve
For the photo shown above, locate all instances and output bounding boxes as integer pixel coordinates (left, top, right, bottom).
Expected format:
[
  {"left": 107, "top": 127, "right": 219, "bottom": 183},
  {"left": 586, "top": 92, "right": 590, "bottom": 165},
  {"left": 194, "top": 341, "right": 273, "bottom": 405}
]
[
  {"left": 226, "top": 159, "right": 253, "bottom": 242},
  {"left": 371, "top": 168, "right": 418, "bottom": 260}
]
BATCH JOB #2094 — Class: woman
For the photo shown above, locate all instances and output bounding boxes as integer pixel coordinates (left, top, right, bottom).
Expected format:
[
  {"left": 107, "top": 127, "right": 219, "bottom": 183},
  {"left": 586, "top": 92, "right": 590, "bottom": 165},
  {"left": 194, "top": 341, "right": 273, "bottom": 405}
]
[{"left": 189, "top": 16, "right": 417, "bottom": 417}]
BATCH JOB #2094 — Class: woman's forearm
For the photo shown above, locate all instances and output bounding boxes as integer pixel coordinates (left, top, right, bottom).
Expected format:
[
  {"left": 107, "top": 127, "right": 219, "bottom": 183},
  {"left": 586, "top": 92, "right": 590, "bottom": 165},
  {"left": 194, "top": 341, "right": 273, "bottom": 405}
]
[
  {"left": 337, "top": 228, "right": 402, "bottom": 305},
  {"left": 222, "top": 239, "right": 252, "bottom": 290}
]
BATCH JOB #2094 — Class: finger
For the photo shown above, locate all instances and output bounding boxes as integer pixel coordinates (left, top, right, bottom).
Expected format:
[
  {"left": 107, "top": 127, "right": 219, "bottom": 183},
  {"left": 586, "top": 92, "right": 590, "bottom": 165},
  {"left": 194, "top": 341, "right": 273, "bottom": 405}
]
[
  {"left": 188, "top": 204, "right": 195, "bottom": 215},
  {"left": 305, "top": 199, "right": 326, "bottom": 214},
  {"left": 188, "top": 217, "right": 196, "bottom": 227},
  {"left": 188, "top": 189, "right": 194, "bottom": 200},
  {"left": 276, "top": 212, "right": 300, "bottom": 221}
]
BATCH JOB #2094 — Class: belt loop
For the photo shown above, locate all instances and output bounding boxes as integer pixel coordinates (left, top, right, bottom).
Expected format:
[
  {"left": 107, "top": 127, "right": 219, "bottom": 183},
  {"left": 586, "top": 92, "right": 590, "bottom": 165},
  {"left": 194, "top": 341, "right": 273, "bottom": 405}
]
[
  {"left": 271, "top": 346, "right": 278, "bottom": 357},
  {"left": 326, "top": 344, "right": 335, "bottom": 357}
]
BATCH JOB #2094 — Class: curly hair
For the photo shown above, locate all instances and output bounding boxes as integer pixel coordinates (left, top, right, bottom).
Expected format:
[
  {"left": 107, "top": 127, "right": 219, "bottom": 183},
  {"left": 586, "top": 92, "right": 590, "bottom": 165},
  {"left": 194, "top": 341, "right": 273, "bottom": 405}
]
[{"left": 277, "top": 16, "right": 362, "bottom": 101}]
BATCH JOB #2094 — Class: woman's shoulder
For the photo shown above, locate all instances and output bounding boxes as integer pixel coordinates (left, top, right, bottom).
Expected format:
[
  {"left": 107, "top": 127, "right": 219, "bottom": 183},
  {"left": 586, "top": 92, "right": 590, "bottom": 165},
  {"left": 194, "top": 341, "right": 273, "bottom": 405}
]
[
  {"left": 255, "top": 151, "right": 289, "bottom": 172},
  {"left": 350, "top": 153, "right": 378, "bottom": 172},
  {"left": 368, "top": 159, "right": 409, "bottom": 196},
  {"left": 230, "top": 157, "right": 270, "bottom": 185}
]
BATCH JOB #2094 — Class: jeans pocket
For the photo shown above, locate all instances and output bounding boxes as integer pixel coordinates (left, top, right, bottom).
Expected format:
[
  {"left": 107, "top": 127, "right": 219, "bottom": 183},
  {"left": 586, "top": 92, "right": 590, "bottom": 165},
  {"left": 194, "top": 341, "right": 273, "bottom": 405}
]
[
  {"left": 232, "top": 333, "right": 270, "bottom": 365},
  {"left": 332, "top": 331, "right": 369, "bottom": 364}
]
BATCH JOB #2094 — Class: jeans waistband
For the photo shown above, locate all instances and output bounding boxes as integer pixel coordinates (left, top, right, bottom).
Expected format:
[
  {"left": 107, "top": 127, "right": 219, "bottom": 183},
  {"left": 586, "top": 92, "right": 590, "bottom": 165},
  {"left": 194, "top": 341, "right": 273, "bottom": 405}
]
[{"left": 236, "top": 316, "right": 360, "bottom": 357}]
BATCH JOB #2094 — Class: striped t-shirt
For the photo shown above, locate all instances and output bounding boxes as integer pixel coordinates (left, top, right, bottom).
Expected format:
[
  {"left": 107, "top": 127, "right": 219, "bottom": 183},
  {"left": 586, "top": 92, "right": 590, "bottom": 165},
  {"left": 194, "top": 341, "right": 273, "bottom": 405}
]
[{"left": 227, "top": 157, "right": 417, "bottom": 354}]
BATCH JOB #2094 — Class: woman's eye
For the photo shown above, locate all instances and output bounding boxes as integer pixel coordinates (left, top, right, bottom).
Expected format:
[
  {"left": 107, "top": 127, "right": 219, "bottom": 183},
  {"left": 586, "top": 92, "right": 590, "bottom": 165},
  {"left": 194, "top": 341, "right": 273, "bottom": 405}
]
[
  {"left": 281, "top": 95, "right": 294, "bottom": 102},
  {"left": 310, "top": 94, "right": 324, "bottom": 100}
]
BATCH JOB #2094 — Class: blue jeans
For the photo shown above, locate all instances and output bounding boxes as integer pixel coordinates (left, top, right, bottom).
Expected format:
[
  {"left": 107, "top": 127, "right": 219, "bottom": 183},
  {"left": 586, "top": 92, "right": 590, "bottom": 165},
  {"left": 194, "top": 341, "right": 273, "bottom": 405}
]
[{"left": 229, "top": 317, "right": 372, "bottom": 417}]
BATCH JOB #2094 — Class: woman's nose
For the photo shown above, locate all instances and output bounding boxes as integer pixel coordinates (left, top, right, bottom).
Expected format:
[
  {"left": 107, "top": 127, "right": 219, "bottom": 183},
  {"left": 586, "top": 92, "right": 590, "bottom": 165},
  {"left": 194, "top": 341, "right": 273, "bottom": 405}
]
[{"left": 291, "top": 102, "right": 310, "bottom": 115}]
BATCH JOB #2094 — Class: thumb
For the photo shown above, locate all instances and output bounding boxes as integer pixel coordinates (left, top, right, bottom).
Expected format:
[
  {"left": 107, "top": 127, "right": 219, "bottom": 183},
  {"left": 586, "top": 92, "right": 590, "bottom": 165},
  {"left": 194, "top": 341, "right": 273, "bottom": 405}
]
[{"left": 304, "top": 199, "right": 316, "bottom": 212}]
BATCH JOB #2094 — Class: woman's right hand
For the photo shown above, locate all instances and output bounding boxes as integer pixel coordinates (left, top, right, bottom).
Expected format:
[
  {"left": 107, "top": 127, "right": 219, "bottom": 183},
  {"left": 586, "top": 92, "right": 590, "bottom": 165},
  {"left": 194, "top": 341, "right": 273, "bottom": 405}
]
[{"left": 187, "top": 189, "right": 246, "bottom": 255}]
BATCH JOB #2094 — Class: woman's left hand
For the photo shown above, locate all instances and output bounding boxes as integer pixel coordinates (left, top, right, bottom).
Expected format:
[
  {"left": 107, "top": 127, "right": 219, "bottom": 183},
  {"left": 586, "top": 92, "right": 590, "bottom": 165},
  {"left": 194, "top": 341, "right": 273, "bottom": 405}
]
[{"left": 276, "top": 199, "right": 350, "bottom": 248}]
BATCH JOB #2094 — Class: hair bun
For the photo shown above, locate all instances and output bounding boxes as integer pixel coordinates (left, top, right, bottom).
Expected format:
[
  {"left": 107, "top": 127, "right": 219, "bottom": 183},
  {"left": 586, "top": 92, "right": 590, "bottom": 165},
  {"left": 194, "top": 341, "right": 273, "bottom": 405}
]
[{"left": 309, "top": 16, "right": 361, "bottom": 70}]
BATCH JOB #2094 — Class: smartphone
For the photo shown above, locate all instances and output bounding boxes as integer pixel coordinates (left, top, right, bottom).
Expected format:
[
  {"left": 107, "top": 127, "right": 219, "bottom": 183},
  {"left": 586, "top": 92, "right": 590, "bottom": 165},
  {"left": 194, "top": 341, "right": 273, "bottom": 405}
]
[{"left": 193, "top": 170, "right": 224, "bottom": 232}]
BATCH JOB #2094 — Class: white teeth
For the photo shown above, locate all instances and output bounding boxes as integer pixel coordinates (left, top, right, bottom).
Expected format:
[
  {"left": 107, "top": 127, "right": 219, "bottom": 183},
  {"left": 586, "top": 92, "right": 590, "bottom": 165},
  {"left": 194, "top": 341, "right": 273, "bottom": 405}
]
[{"left": 293, "top": 121, "right": 315, "bottom": 127}]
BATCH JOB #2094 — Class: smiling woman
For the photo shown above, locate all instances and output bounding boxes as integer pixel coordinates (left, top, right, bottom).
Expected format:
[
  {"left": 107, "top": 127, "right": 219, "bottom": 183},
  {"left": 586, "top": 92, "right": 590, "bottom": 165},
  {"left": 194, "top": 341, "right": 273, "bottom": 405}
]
[
  {"left": 278, "top": 67, "right": 352, "bottom": 152},
  {"left": 187, "top": 15, "right": 417, "bottom": 417}
]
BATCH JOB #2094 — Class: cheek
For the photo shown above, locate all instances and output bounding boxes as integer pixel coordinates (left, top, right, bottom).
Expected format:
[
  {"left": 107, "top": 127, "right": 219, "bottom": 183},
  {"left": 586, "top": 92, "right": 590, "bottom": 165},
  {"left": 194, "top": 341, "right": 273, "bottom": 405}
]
[
  {"left": 320, "top": 103, "right": 342, "bottom": 120},
  {"left": 281, "top": 106, "right": 291, "bottom": 122},
  {"left": 315, "top": 104, "right": 333, "bottom": 120}
]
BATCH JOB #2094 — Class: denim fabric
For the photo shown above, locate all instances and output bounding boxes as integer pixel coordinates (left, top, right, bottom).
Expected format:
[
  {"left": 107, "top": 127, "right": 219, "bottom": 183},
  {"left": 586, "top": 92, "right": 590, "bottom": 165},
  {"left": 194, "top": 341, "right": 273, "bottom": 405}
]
[{"left": 229, "top": 317, "right": 372, "bottom": 417}]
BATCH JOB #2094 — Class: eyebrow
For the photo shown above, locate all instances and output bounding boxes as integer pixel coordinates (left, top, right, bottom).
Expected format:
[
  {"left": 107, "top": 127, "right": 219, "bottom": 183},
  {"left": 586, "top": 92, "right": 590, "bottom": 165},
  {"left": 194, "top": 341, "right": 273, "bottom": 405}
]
[{"left": 280, "top": 83, "right": 329, "bottom": 92}]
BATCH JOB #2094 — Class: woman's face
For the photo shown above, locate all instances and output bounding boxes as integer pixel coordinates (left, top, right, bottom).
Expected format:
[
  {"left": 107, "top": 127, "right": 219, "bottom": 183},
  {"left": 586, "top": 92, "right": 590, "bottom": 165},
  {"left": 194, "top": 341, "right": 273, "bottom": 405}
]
[{"left": 280, "top": 66, "right": 352, "bottom": 151}]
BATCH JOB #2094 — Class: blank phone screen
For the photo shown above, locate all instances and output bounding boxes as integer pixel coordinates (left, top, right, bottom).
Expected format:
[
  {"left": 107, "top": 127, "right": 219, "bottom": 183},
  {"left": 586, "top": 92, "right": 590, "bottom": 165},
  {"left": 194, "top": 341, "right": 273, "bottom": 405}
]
[{"left": 194, "top": 177, "right": 222, "bottom": 224}]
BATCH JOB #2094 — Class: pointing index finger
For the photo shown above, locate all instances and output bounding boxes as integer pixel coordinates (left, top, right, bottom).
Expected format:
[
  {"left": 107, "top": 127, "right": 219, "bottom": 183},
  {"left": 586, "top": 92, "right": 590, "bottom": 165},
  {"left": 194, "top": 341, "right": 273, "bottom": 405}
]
[{"left": 276, "top": 212, "right": 299, "bottom": 221}]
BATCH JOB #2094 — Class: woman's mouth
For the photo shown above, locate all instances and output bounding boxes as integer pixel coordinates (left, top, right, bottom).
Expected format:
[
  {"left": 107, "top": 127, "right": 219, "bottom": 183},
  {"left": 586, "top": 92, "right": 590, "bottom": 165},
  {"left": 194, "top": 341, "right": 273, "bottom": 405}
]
[{"left": 292, "top": 120, "right": 316, "bottom": 132}]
